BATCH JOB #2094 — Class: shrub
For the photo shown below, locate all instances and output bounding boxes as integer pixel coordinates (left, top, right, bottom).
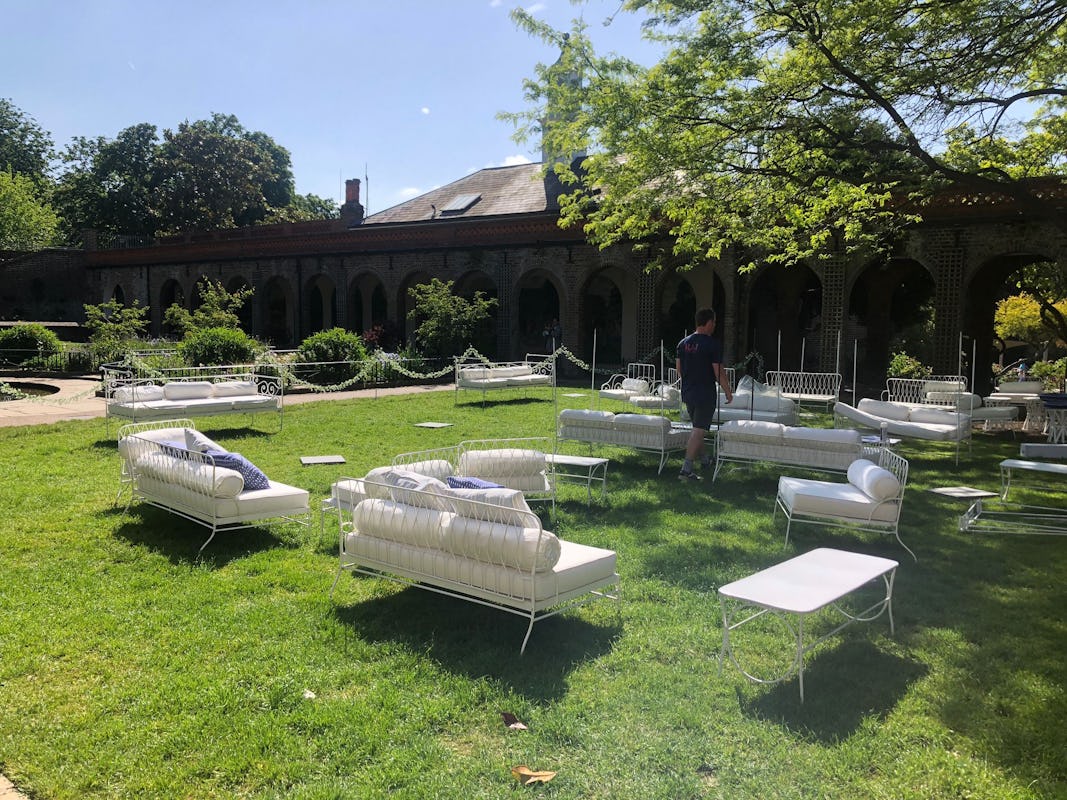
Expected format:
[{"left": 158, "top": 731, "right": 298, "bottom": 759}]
[
  {"left": 178, "top": 327, "right": 258, "bottom": 367},
  {"left": 0, "top": 323, "right": 62, "bottom": 364},
  {"left": 1029, "top": 358, "right": 1067, "bottom": 390},
  {"left": 296, "top": 328, "right": 368, "bottom": 386},
  {"left": 886, "top": 351, "right": 931, "bottom": 379}
]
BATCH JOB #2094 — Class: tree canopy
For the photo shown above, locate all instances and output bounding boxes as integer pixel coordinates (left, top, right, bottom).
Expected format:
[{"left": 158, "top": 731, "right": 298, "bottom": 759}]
[
  {"left": 506, "top": 0, "right": 1067, "bottom": 269},
  {"left": 0, "top": 167, "right": 60, "bottom": 249},
  {"left": 0, "top": 98, "right": 53, "bottom": 186}
]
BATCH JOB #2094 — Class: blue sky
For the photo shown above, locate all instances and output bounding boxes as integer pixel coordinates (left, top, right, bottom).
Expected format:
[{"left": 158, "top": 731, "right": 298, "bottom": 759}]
[{"left": 2, "top": 0, "right": 662, "bottom": 215}]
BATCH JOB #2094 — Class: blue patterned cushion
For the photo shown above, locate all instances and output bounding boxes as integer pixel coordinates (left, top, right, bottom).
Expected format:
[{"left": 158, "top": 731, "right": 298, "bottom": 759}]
[
  {"left": 205, "top": 449, "right": 270, "bottom": 491},
  {"left": 447, "top": 476, "right": 503, "bottom": 490}
]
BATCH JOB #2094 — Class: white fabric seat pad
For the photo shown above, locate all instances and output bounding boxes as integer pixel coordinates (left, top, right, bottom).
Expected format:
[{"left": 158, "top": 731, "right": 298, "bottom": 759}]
[
  {"left": 778, "top": 477, "right": 898, "bottom": 524},
  {"left": 136, "top": 477, "right": 310, "bottom": 525}
]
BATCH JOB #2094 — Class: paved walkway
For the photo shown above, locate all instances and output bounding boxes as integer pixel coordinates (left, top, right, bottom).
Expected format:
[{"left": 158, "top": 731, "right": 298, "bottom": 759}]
[{"left": 0, "top": 377, "right": 454, "bottom": 429}]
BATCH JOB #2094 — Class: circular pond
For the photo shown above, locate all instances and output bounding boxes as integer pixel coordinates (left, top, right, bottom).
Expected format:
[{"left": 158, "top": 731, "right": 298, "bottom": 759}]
[{"left": 0, "top": 381, "right": 61, "bottom": 400}]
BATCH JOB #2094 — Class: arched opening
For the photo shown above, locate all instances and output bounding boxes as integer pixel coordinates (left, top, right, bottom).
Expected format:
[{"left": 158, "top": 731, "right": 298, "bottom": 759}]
[
  {"left": 305, "top": 274, "right": 336, "bottom": 334},
  {"left": 456, "top": 269, "right": 500, "bottom": 358},
  {"left": 746, "top": 264, "right": 822, "bottom": 372},
  {"left": 398, "top": 270, "right": 433, "bottom": 347},
  {"left": 112, "top": 284, "right": 126, "bottom": 306},
  {"left": 226, "top": 276, "right": 253, "bottom": 333},
  {"left": 515, "top": 270, "right": 561, "bottom": 356},
  {"left": 581, "top": 272, "right": 623, "bottom": 365},
  {"left": 263, "top": 276, "right": 296, "bottom": 348},
  {"left": 159, "top": 279, "right": 185, "bottom": 338},
  {"left": 847, "top": 259, "right": 934, "bottom": 386}
]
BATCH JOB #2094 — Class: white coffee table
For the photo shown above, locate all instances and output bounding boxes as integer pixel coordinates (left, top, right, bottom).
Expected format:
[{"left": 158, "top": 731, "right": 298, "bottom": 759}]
[{"left": 718, "top": 548, "right": 898, "bottom": 701}]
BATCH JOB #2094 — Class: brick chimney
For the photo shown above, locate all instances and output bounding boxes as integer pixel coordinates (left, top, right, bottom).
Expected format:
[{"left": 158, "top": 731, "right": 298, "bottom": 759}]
[{"left": 340, "top": 178, "right": 365, "bottom": 226}]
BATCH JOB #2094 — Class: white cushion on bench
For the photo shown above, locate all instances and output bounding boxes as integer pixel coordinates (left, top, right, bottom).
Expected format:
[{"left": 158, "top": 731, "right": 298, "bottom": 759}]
[
  {"left": 783, "top": 426, "right": 861, "bottom": 447},
  {"left": 211, "top": 380, "right": 259, "bottom": 397},
  {"left": 847, "top": 459, "right": 900, "bottom": 501},
  {"left": 163, "top": 381, "right": 215, "bottom": 400},
  {"left": 858, "top": 398, "right": 913, "bottom": 420},
  {"left": 352, "top": 498, "right": 450, "bottom": 548},
  {"left": 113, "top": 385, "right": 166, "bottom": 403},
  {"left": 559, "top": 408, "right": 616, "bottom": 428},
  {"left": 135, "top": 452, "right": 245, "bottom": 498},
  {"left": 777, "top": 477, "right": 898, "bottom": 524}
]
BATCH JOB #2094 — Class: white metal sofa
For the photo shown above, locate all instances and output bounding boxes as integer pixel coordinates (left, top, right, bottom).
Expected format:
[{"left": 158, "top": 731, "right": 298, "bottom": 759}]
[
  {"left": 104, "top": 368, "right": 283, "bottom": 432},
  {"left": 454, "top": 355, "right": 555, "bottom": 404},
  {"left": 557, "top": 409, "right": 691, "bottom": 473},
  {"left": 713, "top": 420, "right": 866, "bottom": 481},
  {"left": 765, "top": 371, "right": 842, "bottom": 411},
  {"left": 329, "top": 472, "right": 620, "bottom": 653},
  {"left": 833, "top": 399, "right": 971, "bottom": 461},
  {"left": 599, "top": 362, "right": 657, "bottom": 406},
  {"left": 117, "top": 419, "right": 311, "bottom": 554},
  {"left": 775, "top": 449, "right": 913, "bottom": 559},
  {"left": 712, "top": 376, "right": 797, "bottom": 425}
]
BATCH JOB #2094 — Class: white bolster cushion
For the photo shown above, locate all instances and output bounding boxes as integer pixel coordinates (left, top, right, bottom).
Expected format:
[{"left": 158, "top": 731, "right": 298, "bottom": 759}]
[
  {"left": 135, "top": 452, "right": 245, "bottom": 498},
  {"left": 559, "top": 409, "right": 616, "bottom": 428},
  {"left": 847, "top": 459, "right": 901, "bottom": 502},
  {"left": 857, "top": 399, "right": 913, "bottom": 421},
  {"left": 163, "top": 381, "right": 215, "bottom": 400},
  {"left": 459, "top": 367, "right": 491, "bottom": 381},
  {"left": 721, "top": 420, "right": 785, "bottom": 440},
  {"left": 620, "top": 377, "right": 650, "bottom": 393},
  {"left": 383, "top": 470, "right": 452, "bottom": 511},
  {"left": 442, "top": 515, "right": 561, "bottom": 572},
  {"left": 352, "top": 498, "right": 449, "bottom": 549},
  {"left": 398, "top": 459, "right": 454, "bottom": 481},
  {"left": 995, "top": 381, "right": 1043, "bottom": 394},
  {"left": 113, "top": 385, "right": 165, "bottom": 403},
  {"left": 458, "top": 449, "right": 546, "bottom": 478},
  {"left": 210, "top": 380, "right": 258, "bottom": 397}
]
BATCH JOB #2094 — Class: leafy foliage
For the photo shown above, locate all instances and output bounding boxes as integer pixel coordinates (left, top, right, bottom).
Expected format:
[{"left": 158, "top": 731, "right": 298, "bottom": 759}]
[
  {"left": 0, "top": 322, "right": 62, "bottom": 358},
  {"left": 0, "top": 98, "right": 53, "bottom": 185},
  {"left": 407, "top": 278, "right": 498, "bottom": 359},
  {"left": 177, "top": 326, "right": 258, "bottom": 366},
  {"left": 0, "top": 167, "right": 60, "bottom": 249},
  {"left": 886, "top": 351, "right": 931, "bottom": 379},
  {"left": 296, "top": 328, "right": 369, "bottom": 384},
  {"left": 82, "top": 299, "right": 150, "bottom": 364},
  {"left": 506, "top": 1, "right": 1067, "bottom": 269},
  {"left": 164, "top": 278, "right": 254, "bottom": 338}
]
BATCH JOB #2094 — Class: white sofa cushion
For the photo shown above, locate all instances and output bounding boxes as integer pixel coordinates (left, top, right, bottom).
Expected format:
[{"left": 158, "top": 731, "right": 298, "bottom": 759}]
[
  {"left": 184, "top": 428, "right": 225, "bottom": 453},
  {"left": 909, "top": 407, "right": 963, "bottom": 425},
  {"left": 210, "top": 380, "right": 258, "bottom": 397},
  {"left": 613, "top": 413, "right": 670, "bottom": 432},
  {"left": 445, "top": 487, "right": 533, "bottom": 526},
  {"left": 558, "top": 409, "right": 616, "bottom": 429},
  {"left": 113, "top": 385, "right": 165, "bottom": 403},
  {"left": 332, "top": 478, "right": 368, "bottom": 509},
  {"left": 783, "top": 426, "right": 861, "bottom": 447},
  {"left": 720, "top": 419, "right": 784, "bottom": 441},
  {"left": 620, "top": 377, "right": 650, "bottom": 394},
  {"left": 352, "top": 498, "right": 450, "bottom": 548},
  {"left": 458, "top": 367, "right": 491, "bottom": 381},
  {"left": 993, "top": 381, "right": 1043, "bottom": 395},
  {"left": 858, "top": 399, "right": 912, "bottom": 421}
]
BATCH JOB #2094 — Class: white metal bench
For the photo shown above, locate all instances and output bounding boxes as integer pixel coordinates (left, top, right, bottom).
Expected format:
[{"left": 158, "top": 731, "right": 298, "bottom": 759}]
[{"left": 765, "top": 371, "right": 841, "bottom": 411}]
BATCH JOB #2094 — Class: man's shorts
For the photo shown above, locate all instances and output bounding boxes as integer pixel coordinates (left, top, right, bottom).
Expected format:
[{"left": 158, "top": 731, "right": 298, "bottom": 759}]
[{"left": 685, "top": 401, "right": 718, "bottom": 430}]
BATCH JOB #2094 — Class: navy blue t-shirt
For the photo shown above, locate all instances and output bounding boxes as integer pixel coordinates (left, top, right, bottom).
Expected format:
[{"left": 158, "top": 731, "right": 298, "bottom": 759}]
[{"left": 677, "top": 332, "right": 723, "bottom": 405}]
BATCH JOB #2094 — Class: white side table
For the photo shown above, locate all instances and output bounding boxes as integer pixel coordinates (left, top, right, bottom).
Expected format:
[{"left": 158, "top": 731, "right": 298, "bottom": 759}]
[
  {"left": 545, "top": 453, "right": 609, "bottom": 505},
  {"left": 719, "top": 548, "right": 898, "bottom": 702}
]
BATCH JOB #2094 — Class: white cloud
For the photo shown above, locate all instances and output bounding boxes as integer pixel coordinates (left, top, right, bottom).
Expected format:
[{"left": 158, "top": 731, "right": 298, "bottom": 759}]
[
  {"left": 397, "top": 187, "right": 422, "bottom": 199},
  {"left": 524, "top": 2, "right": 546, "bottom": 14},
  {"left": 484, "top": 154, "right": 534, "bottom": 169},
  {"left": 420, "top": 107, "right": 431, "bottom": 115},
  {"left": 489, "top": 0, "right": 503, "bottom": 6}
]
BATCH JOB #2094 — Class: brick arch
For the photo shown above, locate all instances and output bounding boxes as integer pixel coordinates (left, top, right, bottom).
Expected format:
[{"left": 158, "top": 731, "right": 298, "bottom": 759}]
[
  {"left": 513, "top": 268, "right": 564, "bottom": 357},
  {"left": 347, "top": 271, "right": 388, "bottom": 337},
  {"left": 397, "top": 270, "right": 433, "bottom": 345},
  {"left": 743, "top": 262, "right": 823, "bottom": 372},
  {"left": 225, "top": 275, "right": 254, "bottom": 334},
  {"left": 262, "top": 275, "right": 297, "bottom": 348},
  {"left": 579, "top": 267, "right": 629, "bottom": 365},
  {"left": 304, "top": 272, "right": 337, "bottom": 335}
]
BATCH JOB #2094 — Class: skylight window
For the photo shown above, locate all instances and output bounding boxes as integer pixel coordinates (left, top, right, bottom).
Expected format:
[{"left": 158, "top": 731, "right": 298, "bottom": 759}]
[{"left": 439, "top": 193, "right": 481, "bottom": 213}]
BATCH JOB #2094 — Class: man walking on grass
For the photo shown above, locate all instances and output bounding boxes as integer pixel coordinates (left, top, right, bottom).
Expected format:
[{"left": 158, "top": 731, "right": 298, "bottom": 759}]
[{"left": 676, "top": 307, "right": 733, "bottom": 481}]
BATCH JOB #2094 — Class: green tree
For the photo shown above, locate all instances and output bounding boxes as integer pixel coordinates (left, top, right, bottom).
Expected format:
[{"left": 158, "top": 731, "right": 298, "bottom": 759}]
[
  {"left": 506, "top": 1, "right": 1067, "bottom": 270},
  {"left": 53, "top": 124, "right": 160, "bottom": 240},
  {"left": 0, "top": 99, "right": 53, "bottom": 186},
  {"left": 0, "top": 167, "right": 60, "bottom": 249},
  {"left": 997, "top": 262, "right": 1067, "bottom": 354},
  {"left": 265, "top": 192, "right": 340, "bottom": 223},
  {"left": 163, "top": 277, "right": 254, "bottom": 338},
  {"left": 407, "top": 278, "right": 498, "bottom": 359},
  {"left": 153, "top": 113, "right": 295, "bottom": 233},
  {"left": 83, "top": 298, "right": 149, "bottom": 363}
]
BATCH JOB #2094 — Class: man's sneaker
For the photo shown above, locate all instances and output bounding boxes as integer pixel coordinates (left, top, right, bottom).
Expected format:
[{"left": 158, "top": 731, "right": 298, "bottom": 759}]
[{"left": 678, "top": 469, "right": 703, "bottom": 482}]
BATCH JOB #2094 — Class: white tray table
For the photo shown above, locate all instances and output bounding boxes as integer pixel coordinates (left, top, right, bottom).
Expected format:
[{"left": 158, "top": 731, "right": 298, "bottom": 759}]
[
  {"left": 718, "top": 548, "right": 898, "bottom": 702},
  {"left": 546, "top": 453, "right": 609, "bottom": 504}
]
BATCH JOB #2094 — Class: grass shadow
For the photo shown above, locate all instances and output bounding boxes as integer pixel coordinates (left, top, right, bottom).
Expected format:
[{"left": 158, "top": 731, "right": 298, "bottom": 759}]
[
  {"left": 331, "top": 581, "right": 619, "bottom": 701},
  {"left": 109, "top": 509, "right": 293, "bottom": 566},
  {"left": 738, "top": 639, "right": 928, "bottom": 742}
]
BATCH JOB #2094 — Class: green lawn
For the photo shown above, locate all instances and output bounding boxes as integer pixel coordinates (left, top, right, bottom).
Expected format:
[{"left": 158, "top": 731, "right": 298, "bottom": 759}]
[{"left": 0, "top": 391, "right": 1064, "bottom": 799}]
